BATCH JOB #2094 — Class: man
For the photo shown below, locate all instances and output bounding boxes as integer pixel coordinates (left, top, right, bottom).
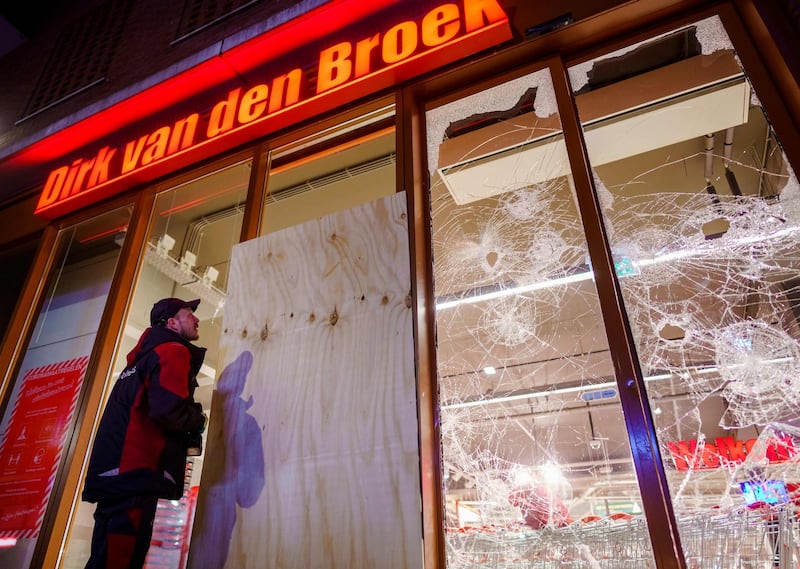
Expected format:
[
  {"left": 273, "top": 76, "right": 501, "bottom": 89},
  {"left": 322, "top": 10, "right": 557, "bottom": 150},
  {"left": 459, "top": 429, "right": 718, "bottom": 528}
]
[{"left": 82, "top": 297, "right": 207, "bottom": 569}]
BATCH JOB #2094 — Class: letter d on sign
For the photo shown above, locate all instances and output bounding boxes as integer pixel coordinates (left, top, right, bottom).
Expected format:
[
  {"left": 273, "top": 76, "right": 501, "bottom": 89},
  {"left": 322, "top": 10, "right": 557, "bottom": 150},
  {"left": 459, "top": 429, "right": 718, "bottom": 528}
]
[
  {"left": 39, "top": 166, "right": 69, "bottom": 207},
  {"left": 207, "top": 88, "right": 241, "bottom": 138}
]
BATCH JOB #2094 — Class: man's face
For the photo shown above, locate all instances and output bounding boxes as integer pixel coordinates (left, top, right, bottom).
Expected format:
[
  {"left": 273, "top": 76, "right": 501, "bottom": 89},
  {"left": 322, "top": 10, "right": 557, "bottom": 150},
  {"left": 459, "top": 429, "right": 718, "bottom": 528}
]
[{"left": 169, "top": 307, "right": 200, "bottom": 341}]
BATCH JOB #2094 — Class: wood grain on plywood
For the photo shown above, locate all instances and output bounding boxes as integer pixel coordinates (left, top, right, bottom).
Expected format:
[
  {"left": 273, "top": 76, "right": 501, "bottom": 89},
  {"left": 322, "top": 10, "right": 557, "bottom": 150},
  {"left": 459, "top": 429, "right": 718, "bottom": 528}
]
[{"left": 190, "top": 192, "right": 421, "bottom": 569}]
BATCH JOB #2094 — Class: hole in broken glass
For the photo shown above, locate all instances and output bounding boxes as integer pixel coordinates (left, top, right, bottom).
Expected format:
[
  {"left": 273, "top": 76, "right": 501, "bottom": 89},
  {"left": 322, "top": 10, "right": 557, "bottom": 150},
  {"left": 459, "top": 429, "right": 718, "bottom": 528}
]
[
  {"left": 702, "top": 217, "right": 730, "bottom": 238},
  {"left": 659, "top": 323, "right": 687, "bottom": 340}
]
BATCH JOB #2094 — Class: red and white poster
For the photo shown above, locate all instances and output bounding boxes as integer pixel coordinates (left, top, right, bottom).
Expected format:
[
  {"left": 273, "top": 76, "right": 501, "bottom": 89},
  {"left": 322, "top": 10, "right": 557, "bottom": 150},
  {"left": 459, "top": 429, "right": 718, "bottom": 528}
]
[{"left": 0, "top": 357, "right": 89, "bottom": 538}]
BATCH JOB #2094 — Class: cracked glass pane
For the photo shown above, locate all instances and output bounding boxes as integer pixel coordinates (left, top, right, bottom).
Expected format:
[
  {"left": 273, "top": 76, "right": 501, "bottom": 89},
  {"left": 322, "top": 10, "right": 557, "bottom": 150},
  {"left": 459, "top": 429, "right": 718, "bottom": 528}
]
[
  {"left": 570, "top": 15, "right": 800, "bottom": 567},
  {"left": 427, "top": 68, "right": 657, "bottom": 567}
]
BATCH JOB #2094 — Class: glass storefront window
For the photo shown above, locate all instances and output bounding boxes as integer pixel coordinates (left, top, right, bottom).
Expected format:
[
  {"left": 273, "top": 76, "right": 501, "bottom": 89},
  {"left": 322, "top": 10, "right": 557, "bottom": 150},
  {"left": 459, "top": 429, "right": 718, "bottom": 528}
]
[
  {"left": 0, "top": 206, "right": 133, "bottom": 569},
  {"left": 570, "top": 15, "right": 800, "bottom": 567},
  {"left": 260, "top": 105, "right": 396, "bottom": 235},
  {"left": 426, "top": 68, "right": 656, "bottom": 567},
  {"left": 60, "top": 160, "right": 250, "bottom": 569}
]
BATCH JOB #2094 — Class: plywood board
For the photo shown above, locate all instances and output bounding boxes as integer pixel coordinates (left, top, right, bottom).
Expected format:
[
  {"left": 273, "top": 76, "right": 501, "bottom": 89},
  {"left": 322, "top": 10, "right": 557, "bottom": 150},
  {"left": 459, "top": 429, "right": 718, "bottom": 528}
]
[{"left": 189, "top": 192, "right": 422, "bottom": 569}]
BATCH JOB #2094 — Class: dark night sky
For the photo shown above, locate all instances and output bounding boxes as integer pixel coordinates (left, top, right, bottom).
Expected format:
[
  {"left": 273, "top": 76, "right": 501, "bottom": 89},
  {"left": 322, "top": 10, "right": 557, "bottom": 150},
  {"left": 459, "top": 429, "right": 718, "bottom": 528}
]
[
  {"left": 1, "top": 0, "right": 72, "bottom": 36},
  {"left": 0, "top": 0, "right": 84, "bottom": 55}
]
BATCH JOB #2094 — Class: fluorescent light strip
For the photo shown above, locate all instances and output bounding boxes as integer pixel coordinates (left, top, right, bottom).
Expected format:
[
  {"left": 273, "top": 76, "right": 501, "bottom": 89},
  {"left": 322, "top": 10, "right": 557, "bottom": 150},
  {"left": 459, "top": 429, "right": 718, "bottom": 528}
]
[
  {"left": 685, "top": 356, "right": 795, "bottom": 377},
  {"left": 442, "top": 381, "right": 616, "bottom": 410},
  {"left": 443, "top": 356, "right": 796, "bottom": 410},
  {"left": 635, "top": 224, "right": 800, "bottom": 267},
  {"left": 443, "top": 373, "right": 673, "bottom": 410},
  {"left": 643, "top": 373, "right": 672, "bottom": 381},
  {"left": 436, "top": 271, "right": 594, "bottom": 310}
]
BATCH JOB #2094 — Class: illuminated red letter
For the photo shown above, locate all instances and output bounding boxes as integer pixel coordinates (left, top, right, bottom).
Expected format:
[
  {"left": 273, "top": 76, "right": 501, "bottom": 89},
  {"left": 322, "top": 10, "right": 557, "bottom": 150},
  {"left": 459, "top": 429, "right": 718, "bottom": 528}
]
[
  {"left": 122, "top": 136, "right": 147, "bottom": 173},
  {"left": 269, "top": 69, "right": 303, "bottom": 112},
  {"left": 88, "top": 147, "right": 117, "bottom": 187},
  {"left": 208, "top": 88, "right": 241, "bottom": 137},
  {"left": 60, "top": 159, "right": 83, "bottom": 200},
  {"left": 168, "top": 113, "right": 199, "bottom": 154},
  {"left": 720, "top": 436, "right": 747, "bottom": 463},
  {"left": 354, "top": 34, "right": 380, "bottom": 78},
  {"left": 667, "top": 440, "right": 696, "bottom": 471},
  {"left": 463, "top": 0, "right": 507, "bottom": 32},
  {"left": 239, "top": 84, "right": 269, "bottom": 124},
  {"left": 317, "top": 42, "right": 352, "bottom": 93},
  {"left": 141, "top": 126, "right": 170, "bottom": 165},
  {"left": 422, "top": 4, "right": 460, "bottom": 46},
  {"left": 715, "top": 437, "right": 731, "bottom": 462},
  {"left": 382, "top": 21, "right": 417, "bottom": 64},
  {"left": 776, "top": 435, "right": 797, "bottom": 461},
  {"left": 70, "top": 159, "right": 96, "bottom": 196},
  {"left": 701, "top": 443, "right": 720, "bottom": 468},
  {"left": 39, "top": 166, "right": 69, "bottom": 207}
]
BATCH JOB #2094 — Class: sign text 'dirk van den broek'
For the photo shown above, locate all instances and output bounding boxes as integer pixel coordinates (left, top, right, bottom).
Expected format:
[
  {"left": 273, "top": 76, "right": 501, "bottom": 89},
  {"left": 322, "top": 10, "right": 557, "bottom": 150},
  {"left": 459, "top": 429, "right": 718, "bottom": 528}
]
[{"left": 36, "top": 0, "right": 510, "bottom": 216}]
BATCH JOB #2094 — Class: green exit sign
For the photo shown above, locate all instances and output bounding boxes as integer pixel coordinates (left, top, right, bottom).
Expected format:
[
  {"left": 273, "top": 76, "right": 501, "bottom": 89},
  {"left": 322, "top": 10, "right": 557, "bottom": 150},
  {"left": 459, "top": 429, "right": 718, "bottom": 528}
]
[{"left": 614, "top": 256, "right": 639, "bottom": 277}]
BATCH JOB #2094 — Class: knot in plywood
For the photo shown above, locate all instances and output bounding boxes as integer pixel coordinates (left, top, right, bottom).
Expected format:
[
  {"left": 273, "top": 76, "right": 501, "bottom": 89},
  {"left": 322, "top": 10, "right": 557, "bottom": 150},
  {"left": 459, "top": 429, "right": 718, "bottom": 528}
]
[
  {"left": 260, "top": 323, "right": 269, "bottom": 341},
  {"left": 381, "top": 295, "right": 389, "bottom": 305},
  {"left": 329, "top": 307, "right": 339, "bottom": 326}
]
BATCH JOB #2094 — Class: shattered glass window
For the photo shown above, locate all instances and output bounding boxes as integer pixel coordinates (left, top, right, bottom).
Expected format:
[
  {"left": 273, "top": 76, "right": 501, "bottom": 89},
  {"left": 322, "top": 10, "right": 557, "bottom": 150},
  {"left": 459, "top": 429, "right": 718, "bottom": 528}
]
[
  {"left": 427, "top": 69, "right": 657, "bottom": 567},
  {"left": 570, "top": 15, "right": 800, "bottom": 566}
]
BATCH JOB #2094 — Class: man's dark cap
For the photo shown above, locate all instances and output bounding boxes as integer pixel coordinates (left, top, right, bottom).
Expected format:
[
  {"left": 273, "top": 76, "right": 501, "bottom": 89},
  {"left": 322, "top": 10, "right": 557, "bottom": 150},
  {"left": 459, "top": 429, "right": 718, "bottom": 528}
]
[{"left": 150, "top": 298, "right": 200, "bottom": 326}]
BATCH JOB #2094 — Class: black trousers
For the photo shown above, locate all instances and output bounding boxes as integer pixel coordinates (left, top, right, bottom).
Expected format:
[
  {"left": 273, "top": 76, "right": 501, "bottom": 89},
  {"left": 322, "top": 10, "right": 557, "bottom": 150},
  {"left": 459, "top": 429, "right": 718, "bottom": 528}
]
[{"left": 84, "top": 495, "right": 159, "bottom": 569}]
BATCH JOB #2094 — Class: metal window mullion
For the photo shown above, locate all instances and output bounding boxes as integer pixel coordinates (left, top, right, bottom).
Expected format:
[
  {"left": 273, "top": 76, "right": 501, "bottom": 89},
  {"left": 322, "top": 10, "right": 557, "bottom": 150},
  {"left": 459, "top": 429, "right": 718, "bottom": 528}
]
[
  {"left": 240, "top": 142, "right": 270, "bottom": 241},
  {"left": 547, "top": 54, "right": 687, "bottom": 569},
  {"left": 398, "top": 85, "right": 446, "bottom": 569}
]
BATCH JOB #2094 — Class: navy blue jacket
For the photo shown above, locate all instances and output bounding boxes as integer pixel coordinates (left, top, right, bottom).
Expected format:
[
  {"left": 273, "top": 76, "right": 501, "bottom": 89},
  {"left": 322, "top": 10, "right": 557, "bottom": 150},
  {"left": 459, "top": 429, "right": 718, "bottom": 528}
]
[{"left": 82, "top": 326, "right": 206, "bottom": 502}]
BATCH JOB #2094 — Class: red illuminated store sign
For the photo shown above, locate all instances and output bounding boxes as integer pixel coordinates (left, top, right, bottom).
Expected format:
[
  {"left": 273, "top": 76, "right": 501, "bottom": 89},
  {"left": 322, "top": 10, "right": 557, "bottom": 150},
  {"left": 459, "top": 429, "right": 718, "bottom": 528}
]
[
  {"left": 33, "top": 0, "right": 512, "bottom": 219},
  {"left": 667, "top": 435, "right": 797, "bottom": 471}
]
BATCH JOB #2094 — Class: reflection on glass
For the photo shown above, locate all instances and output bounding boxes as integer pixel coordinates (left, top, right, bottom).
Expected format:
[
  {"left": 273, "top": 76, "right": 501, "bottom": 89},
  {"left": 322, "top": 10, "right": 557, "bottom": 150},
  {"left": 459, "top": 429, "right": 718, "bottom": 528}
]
[
  {"left": 427, "top": 69, "right": 656, "bottom": 567},
  {"left": 571, "top": 15, "right": 800, "bottom": 567},
  {"left": 60, "top": 161, "right": 250, "bottom": 569},
  {"left": 0, "top": 206, "right": 132, "bottom": 569}
]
